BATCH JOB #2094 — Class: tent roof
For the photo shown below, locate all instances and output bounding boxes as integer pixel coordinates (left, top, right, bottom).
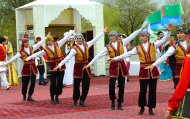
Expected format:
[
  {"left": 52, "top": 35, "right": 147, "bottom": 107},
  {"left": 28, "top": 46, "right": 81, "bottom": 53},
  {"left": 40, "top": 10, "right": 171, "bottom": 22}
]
[{"left": 17, "top": 0, "right": 101, "bottom": 10}]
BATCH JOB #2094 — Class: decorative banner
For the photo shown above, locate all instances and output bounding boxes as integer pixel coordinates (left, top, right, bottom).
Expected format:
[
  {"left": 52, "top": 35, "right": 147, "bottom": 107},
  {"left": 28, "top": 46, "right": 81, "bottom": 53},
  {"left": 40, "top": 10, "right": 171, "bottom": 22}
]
[
  {"left": 161, "top": 3, "right": 184, "bottom": 26},
  {"left": 162, "top": 3, "right": 184, "bottom": 17},
  {"left": 150, "top": 23, "right": 167, "bottom": 30},
  {"left": 161, "top": 16, "right": 183, "bottom": 26},
  {"left": 143, "top": 10, "right": 161, "bottom": 25},
  {"left": 143, "top": 2, "right": 184, "bottom": 30},
  {"left": 143, "top": 10, "right": 166, "bottom": 30}
]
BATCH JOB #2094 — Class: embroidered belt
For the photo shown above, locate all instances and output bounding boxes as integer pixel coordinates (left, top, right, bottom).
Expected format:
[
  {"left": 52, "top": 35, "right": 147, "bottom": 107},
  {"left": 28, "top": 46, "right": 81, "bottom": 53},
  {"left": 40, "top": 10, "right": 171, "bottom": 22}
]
[
  {"left": 75, "top": 60, "right": 88, "bottom": 63},
  {"left": 176, "top": 59, "right": 184, "bottom": 63},
  {"left": 47, "top": 58, "right": 62, "bottom": 62},
  {"left": 140, "top": 62, "right": 154, "bottom": 67},
  {"left": 24, "top": 61, "right": 35, "bottom": 64}
]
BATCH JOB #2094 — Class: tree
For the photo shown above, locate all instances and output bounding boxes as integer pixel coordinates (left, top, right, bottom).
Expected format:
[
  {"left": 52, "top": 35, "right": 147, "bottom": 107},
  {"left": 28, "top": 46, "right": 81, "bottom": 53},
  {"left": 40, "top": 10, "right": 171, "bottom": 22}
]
[
  {"left": 102, "top": 0, "right": 157, "bottom": 46},
  {"left": 116, "top": 0, "right": 157, "bottom": 36},
  {"left": 0, "top": 0, "right": 34, "bottom": 51}
]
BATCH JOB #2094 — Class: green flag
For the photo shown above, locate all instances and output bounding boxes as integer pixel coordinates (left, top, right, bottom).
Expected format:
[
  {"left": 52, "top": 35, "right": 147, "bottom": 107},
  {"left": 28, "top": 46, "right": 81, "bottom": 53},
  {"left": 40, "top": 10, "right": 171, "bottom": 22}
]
[
  {"left": 163, "top": 2, "right": 184, "bottom": 17},
  {"left": 144, "top": 10, "right": 161, "bottom": 25}
]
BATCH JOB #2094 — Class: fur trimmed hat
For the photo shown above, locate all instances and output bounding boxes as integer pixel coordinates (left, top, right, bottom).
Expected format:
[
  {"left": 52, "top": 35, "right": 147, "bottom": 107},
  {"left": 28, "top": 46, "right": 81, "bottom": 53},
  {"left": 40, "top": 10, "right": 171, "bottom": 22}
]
[
  {"left": 177, "top": 27, "right": 187, "bottom": 34},
  {"left": 140, "top": 31, "right": 150, "bottom": 39},
  {"left": 75, "top": 33, "right": 85, "bottom": 42},
  {"left": 109, "top": 31, "right": 118, "bottom": 38}
]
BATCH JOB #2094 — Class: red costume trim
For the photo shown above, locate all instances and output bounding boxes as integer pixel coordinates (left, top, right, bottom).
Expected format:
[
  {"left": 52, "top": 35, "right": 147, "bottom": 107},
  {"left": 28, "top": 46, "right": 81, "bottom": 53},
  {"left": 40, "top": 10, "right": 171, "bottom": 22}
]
[
  {"left": 108, "top": 40, "right": 128, "bottom": 78},
  {"left": 168, "top": 55, "right": 190, "bottom": 111}
]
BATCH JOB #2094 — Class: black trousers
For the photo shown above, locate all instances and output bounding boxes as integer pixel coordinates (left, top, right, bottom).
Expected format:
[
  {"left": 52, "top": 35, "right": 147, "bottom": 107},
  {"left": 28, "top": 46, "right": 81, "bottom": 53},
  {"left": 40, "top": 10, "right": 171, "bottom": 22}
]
[
  {"left": 138, "top": 77, "right": 157, "bottom": 108},
  {"left": 173, "top": 71, "right": 179, "bottom": 89},
  {"left": 109, "top": 70, "right": 125, "bottom": 103},
  {"left": 173, "top": 78, "right": 179, "bottom": 89},
  {"left": 22, "top": 73, "right": 36, "bottom": 96},
  {"left": 37, "top": 65, "right": 45, "bottom": 75},
  {"left": 50, "top": 70, "right": 64, "bottom": 96},
  {"left": 73, "top": 70, "right": 90, "bottom": 102}
]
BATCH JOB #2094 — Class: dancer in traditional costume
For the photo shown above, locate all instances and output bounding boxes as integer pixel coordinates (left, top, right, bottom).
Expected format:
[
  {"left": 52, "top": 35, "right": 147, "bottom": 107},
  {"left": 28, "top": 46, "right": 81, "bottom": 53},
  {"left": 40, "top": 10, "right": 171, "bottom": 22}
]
[
  {"left": 54, "top": 28, "right": 108, "bottom": 107},
  {"left": 166, "top": 55, "right": 190, "bottom": 119},
  {"left": 145, "top": 27, "right": 190, "bottom": 89},
  {"left": 34, "top": 37, "right": 48, "bottom": 85},
  {"left": 84, "top": 25, "right": 146, "bottom": 110},
  {"left": 0, "top": 37, "right": 10, "bottom": 90},
  {"left": 0, "top": 34, "right": 47, "bottom": 101},
  {"left": 109, "top": 24, "right": 172, "bottom": 114},
  {"left": 26, "top": 30, "right": 75, "bottom": 104},
  {"left": 63, "top": 33, "right": 75, "bottom": 86},
  {"left": 6, "top": 40, "right": 19, "bottom": 86},
  {"left": 164, "top": 34, "right": 177, "bottom": 85}
]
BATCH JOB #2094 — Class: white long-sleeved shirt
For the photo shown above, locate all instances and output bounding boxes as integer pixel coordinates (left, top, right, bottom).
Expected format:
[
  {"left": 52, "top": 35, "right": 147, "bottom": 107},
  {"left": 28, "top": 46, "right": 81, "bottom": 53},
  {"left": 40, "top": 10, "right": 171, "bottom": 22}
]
[
  {"left": 86, "top": 28, "right": 143, "bottom": 66},
  {"left": 58, "top": 32, "right": 104, "bottom": 67},
  {"left": 5, "top": 37, "right": 46, "bottom": 65},
  {"left": 65, "top": 44, "right": 70, "bottom": 55},
  {"left": 25, "top": 30, "right": 75, "bottom": 61},
  {"left": 113, "top": 31, "right": 171, "bottom": 61},
  {"left": 152, "top": 40, "right": 187, "bottom": 66}
]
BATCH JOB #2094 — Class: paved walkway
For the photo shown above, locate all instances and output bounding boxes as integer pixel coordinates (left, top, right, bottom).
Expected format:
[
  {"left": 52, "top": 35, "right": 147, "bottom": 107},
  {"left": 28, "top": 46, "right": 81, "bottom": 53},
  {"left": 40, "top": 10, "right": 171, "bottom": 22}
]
[{"left": 0, "top": 77, "right": 175, "bottom": 119}]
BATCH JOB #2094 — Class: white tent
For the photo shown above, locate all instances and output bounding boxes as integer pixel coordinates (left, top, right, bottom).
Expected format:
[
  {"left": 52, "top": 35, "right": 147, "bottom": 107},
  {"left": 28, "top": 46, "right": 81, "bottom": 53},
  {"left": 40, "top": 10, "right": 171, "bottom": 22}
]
[{"left": 16, "top": 0, "right": 106, "bottom": 77}]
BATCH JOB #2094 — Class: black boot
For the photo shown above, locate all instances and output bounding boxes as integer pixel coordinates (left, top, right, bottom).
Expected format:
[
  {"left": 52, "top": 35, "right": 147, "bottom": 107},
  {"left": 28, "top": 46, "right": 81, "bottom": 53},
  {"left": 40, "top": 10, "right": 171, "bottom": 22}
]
[
  {"left": 23, "top": 95, "right": 26, "bottom": 101},
  {"left": 79, "top": 100, "right": 87, "bottom": 107},
  {"left": 111, "top": 101, "right": 115, "bottom": 110},
  {"left": 55, "top": 95, "right": 60, "bottom": 104},
  {"left": 117, "top": 102, "right": 123, "bottom": 110},
  {"left": 73, "top": 100, "right": 78, "bottom": 106},
  {"left": 149, "top": 108, "right": 155, "bottom": 115},
  {"left": 138, "top": 107, "right": 145, "bottom": 115},
  {"left": 43, "top": 81, "right": 48, "bottom": 85},
  {"left": 51, "top": 94, "right": 55, "bottom": 104},
  {"left": 27, "top": 95, "right": 35, "bottom": 101}
]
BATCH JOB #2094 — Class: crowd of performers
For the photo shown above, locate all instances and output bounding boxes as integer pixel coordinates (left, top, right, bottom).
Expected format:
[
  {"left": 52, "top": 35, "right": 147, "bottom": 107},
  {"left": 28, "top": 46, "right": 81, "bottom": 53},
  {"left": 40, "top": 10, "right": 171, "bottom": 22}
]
[{"left": 0, "top": 23, "right": 190, "bottom": 118}]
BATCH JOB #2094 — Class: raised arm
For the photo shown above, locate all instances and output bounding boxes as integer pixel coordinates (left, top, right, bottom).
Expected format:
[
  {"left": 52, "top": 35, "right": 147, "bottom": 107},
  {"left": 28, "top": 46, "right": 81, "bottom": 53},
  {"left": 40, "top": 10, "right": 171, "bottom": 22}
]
[
  {"left": 5, "top": 52, "right": 21, "bottom": 65},
  {"left": 87, "top": 28, "right": 108, "bottom": 48},
  {"left": 57, "top": 30, "right": 75, "bottom": 47},
  {"left": 154, "top": 24, "right": 172, "bottom": 49},
  {"left": 32, "top": 37, "right": 46, "bottom": 51},
  {"left": 87, "top": 32, "right": 104, "bottom": 48},
  {"left": 123, "top": 28, "right": 143, "bottom": 46},
  {"left": 112, "top": 47, "right": 137, "bottom": 61},
  {"left": 167, "top": 55, "right": 190, "bottom": 112},
  {"left": 88, "top": 47, "right": 108, "bottom": 66},
  {"left": 154, "top": 31, "right": 171, "bottom": 49},
  {"left": 25, "top": 50, "right": 46, "bottom": 61},
  {"left": 57, "top": 49, "right": 77, "bottom": 68},
  {"left": 152, "top": 46, "right": 175, "bottom": 66}
]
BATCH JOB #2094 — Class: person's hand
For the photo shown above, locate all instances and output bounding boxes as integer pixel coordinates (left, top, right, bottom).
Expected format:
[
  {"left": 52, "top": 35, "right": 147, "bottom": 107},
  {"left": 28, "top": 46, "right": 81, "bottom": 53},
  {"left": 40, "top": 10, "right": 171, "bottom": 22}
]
[
  {"left": 104, "top": 27, "right": 109, "bottom": 34},
  {"left": 36, "top": 57, "right": 40, "bottom": 60},
  {"left": 0, "top": 62, "right": 6, "bottom": 67},
  {"left": 166, "top": 110, "right": 172, "bottom": 119},
  {"left": 25, "top": 57, "right": 31, "bottom": 62},
  {"left": 47, "top": 32, "right": 51, "bottom": 36},
  {"left": 54, "top": 65, "right": 62, "bottom": 71},
  {"left": 74, "top": 27, "right": 77, "bottom": 32},
  {"left": 167, "top": 24, "right": 172, "bottom": 31},
  {"left": 142, "top": 24, "right": 148, "bottom": 29},
  {"left": 108, "top": 57, "right": 114, "bottom": 62},
  {"left": 83, "top": 64, "right": 90, "bottom": 70},
  {"left": 144, "top": 65, "right": 154, "bottom": 71}
]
